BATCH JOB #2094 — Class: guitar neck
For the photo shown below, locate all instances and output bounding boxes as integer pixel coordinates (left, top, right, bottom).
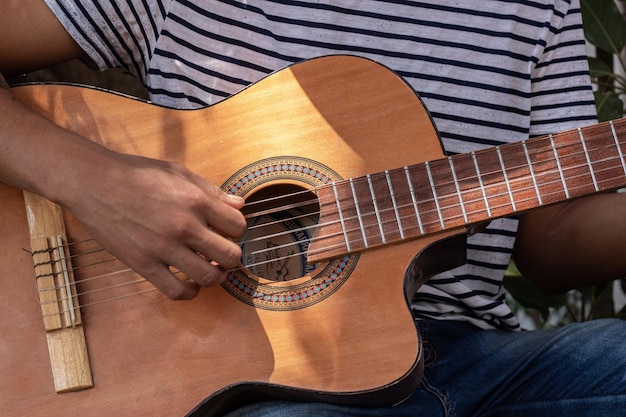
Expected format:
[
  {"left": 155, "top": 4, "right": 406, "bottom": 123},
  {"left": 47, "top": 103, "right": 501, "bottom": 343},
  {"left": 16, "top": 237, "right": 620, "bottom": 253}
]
[{"left": 310, "top": 117, "right": 626, "bottom": 261}]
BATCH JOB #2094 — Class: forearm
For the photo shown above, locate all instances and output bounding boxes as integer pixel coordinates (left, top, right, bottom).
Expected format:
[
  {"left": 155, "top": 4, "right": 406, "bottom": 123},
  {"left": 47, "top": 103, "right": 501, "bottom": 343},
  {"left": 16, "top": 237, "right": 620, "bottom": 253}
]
[
  {"left": 513, "top": 192, "right": 626, "bottom": 294},
  {"left": 1, "top": 0, "right": 84, "bottom": 77},
  {"left": 0, "top": 72, "right": 73, "bottom": 197},
  {"left": 0, "top": 73, "right": 113, "bottom": 207}
]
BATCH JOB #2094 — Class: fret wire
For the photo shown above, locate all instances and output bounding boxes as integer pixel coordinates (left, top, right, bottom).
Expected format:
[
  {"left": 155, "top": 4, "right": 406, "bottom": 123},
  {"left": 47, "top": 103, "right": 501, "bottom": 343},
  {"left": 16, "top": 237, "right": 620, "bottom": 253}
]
[
  {"left": 336, "top": 160, "right": 623, "bottom": 243},
  {"left": 245, "top": 122, "right": 624, "bottom": 255},
  {"left": 424, "top": 161, "right": 445, "bottom": 229},
  {"left": 349, "top": 178, "right": 369, "bottom": 248},
  {"left": 331, "top": 181, "right": 351, "bottom": 252},
  {"left": 265, "top": 151, "right": 626, "bottom": 254},
  {"left": 550, "top": 134, "right": 570, "bottom": 199},
  {"left": 471, "top": 151, "right": 492, "bottom": 218},
  {"left": 385, "top": 170, "right": 405, "bottom": 239},
  {"left": 404, "top": 166, "right": 425, "bottom": 234},
  {"left": 578, "top": 128, "right": 600, "bottom": 192},
  {"left": 610, "top": 120, "right": 626, "bottom": 177},
  {"left": 250, "top": 130, "right": 626, "bottom": 252},
  {"left": 244, "top": 124, "right": 624, "bottom": 240},
  {"left": 367, "top": 174, "right": 386, "bottom": 244},
  {"left": 315, "top": 160, "right": 626, "bottom": 256},
  {"left": 522, "top": 141, "right": 543, "bottom": 206},
  {"left": 448, "top": 157, "right": 468, "bottom": 224},
  {"left": 256, "top": 154, "right": 626, "bottom": 258},
  {"left": 310, "top": 164, "right": 626, "bottom": 255},
  {"left": 496, "top": 146, "right": 517, "bottom": 212}
]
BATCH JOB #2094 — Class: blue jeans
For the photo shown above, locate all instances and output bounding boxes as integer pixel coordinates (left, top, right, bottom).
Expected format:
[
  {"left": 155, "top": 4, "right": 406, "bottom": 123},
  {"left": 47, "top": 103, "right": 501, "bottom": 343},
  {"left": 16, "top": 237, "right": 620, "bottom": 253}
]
[{"left": 225, "top": 318, "right": 626, "bottom": 416}]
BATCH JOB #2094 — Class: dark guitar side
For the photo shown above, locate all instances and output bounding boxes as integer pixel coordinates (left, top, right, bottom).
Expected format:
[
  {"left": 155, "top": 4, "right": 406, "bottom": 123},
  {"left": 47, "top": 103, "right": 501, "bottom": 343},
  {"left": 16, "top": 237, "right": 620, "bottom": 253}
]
[{"left": 0, "top": 56, "right": 464, "bottom": 416}]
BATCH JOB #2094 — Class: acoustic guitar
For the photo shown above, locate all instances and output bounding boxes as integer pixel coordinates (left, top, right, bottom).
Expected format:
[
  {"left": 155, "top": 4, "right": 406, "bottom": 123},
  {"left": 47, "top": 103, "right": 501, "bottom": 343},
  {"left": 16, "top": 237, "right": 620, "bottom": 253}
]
[{"left": 2, "top": 55, "right": 624, "bottom": 416}]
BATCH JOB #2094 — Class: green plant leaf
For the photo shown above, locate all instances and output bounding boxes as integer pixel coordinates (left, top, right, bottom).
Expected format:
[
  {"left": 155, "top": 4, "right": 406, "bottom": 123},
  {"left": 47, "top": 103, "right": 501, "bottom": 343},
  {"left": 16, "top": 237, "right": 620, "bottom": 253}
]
[
  {"left": 588, "top": 56, "right": 613, "bottom": 80},
  {"left": 594, "top": 90, "right": 624, "bottom": 121},
  {"left": 581, "top": 0, "right": 626, "bottom": 54},
  {"left": 592, "top": 283, "right": 610, "bottom": 299},
  {"left": 503, "top": 275, "right": 566, "bottom": 312},
  {"left": 589, "top": 283, "right": 616, "bottom": 320}
]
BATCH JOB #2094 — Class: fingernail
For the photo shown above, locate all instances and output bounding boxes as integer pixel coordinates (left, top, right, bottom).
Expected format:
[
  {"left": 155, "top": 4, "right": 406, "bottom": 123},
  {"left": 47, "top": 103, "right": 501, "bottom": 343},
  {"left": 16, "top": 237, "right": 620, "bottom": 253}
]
[{"left": 227, "top": 194, "right": 245, "bottom": 203}]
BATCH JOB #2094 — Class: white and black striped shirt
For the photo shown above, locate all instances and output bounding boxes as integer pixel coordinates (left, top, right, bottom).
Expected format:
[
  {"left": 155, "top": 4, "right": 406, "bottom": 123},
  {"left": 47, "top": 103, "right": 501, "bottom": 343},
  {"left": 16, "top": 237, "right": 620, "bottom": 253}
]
[{"left": 45, "top": 0, "right": 597, "bottom": 330}]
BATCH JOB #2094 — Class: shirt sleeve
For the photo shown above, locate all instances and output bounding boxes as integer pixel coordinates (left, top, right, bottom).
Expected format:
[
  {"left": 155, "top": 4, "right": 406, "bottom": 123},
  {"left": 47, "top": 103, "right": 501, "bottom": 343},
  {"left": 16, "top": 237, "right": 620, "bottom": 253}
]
[
  {"left": 529, "top": 0, "right": 598, "bottom": 136},
  {"left": 44, "top": 0, "right": 174, "bottom": 84}
]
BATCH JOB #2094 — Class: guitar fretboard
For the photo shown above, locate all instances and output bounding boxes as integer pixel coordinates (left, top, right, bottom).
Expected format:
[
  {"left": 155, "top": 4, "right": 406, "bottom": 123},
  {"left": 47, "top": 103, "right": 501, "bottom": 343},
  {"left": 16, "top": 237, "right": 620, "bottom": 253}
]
[{"left": 310, "top": 117, "right": 626, "bottom": 261}]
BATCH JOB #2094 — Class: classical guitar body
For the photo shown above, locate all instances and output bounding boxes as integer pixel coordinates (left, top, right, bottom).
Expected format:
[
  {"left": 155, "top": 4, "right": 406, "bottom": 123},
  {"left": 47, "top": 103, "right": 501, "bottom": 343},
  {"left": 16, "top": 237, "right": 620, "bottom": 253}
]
[{"left": 1, "top": 56, "right": 465, "bottom": 416}]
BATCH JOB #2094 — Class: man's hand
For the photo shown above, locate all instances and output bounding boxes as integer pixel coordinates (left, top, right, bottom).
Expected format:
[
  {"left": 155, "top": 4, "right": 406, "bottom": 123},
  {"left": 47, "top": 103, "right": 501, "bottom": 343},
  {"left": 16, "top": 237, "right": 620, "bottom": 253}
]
[{"left": 65, "top": 151, "right": 247, "bottom": 300}]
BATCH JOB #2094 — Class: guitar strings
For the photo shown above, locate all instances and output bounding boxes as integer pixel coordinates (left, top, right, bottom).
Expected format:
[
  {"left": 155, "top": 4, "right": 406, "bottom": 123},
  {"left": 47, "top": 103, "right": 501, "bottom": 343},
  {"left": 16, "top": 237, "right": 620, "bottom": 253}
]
[
  {"left": 29, "top": 126, "right": 626, "bottom": 311},
  {"left": 33, "top": 131, "right": 626, "bottom": 284},
  {"left": 37, "top": 156, "right": 623, "bottom": 319},
  {"left": 36, "top": 187, "right": 626, "bottom": 317},
  {"left": 38, "top": 267, "right": 221, "bottom": 318},
  {"left": 37, "top": 167, "right": 616, "bottom": 306},
  {"left": 41, "top": 287, "right": 158, "bottom": 319},
  {"left": 35, "top": 133, "right": 625, "bottom": 281}
]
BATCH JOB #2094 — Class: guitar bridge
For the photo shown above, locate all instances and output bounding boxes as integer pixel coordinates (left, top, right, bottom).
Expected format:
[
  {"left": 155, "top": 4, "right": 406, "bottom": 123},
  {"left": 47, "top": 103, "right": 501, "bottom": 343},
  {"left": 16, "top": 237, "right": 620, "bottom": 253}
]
[
  {"left": 32, "top": 236, "right": 81, "bottom": 331},
  {"left": 25, "top": 192, "right": 94, "bottom": 394}
]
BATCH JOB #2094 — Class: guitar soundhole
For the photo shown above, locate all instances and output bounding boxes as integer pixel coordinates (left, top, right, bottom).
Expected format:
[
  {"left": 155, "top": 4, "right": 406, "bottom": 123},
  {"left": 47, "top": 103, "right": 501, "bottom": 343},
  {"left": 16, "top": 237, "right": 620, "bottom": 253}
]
[
  {"left": 222, "top": 156, "right": 356, "bottom": 309},
  {"left": 240, "top": 184, "right": 320, "bottom": 282}
]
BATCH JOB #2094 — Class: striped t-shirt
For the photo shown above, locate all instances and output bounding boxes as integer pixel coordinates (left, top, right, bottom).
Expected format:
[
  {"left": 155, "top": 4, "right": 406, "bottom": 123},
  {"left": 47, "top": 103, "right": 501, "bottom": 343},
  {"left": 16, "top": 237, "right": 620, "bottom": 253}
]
[{"left": 45, "top": 0, "right": 597, "bottom": 330}]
